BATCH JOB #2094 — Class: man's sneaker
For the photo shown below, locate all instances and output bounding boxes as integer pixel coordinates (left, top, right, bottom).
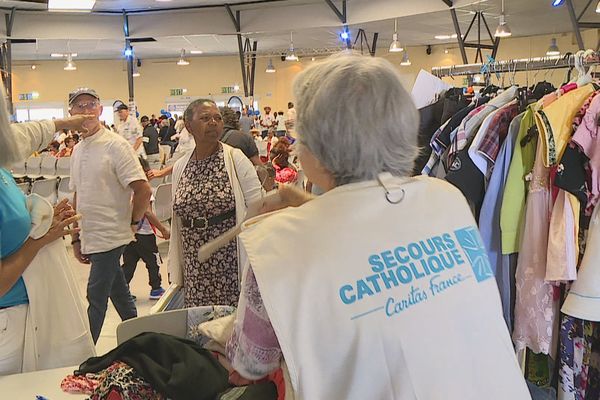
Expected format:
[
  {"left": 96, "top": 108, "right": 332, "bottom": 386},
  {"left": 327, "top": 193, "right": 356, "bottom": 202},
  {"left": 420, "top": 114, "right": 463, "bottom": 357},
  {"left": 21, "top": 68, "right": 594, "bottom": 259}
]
[{"left": 149, "top": 287, "right": 165, "bottom": 300}]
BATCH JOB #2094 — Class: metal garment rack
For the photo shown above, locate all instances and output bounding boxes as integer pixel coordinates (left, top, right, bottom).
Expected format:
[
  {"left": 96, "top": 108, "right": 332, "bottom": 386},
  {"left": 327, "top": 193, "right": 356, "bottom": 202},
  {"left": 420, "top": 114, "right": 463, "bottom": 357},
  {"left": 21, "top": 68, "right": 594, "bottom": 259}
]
[{"left": 431, "top": 53, "right": 600, "bottom": 79}]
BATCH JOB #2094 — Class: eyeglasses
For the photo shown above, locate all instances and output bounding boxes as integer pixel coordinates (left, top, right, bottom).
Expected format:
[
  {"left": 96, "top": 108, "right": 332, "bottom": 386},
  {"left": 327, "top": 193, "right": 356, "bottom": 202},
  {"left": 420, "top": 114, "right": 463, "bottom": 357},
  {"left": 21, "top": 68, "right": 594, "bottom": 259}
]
[
  {"left": 196, "top": 114, "right": 223, "bottom": 123},
  {"left": 71, "top": 101, "right": 99, "bottom": 110}
]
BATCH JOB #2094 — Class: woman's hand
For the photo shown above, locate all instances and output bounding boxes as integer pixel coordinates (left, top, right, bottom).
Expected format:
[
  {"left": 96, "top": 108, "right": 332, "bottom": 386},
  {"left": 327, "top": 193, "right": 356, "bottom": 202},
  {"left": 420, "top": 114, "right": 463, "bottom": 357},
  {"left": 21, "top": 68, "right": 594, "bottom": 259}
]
[
  {"left": 38, "top": 214, "right": 81, "bottom": 247},
  {"left": 53, "top": 198, "right": 76, "bottom": 228},
  {"left": 260, "top": 184, "right": 315, "bottom": 214}
]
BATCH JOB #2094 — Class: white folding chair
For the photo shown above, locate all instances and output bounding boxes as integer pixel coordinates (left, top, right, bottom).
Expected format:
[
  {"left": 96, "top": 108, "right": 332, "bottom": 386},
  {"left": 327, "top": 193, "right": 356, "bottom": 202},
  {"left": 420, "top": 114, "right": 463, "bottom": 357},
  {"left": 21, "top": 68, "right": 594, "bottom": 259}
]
[
  {"left": 57, "top": 177, "right": 74, "bottom": 204},
  {"left": 31, "top": 177, "right": 58, "bottom": 204},
  {"left": 149, "top": 177, "right": 162, "bottom": 189},
  {"left": 16, "top": 182, "right": 30, "bottom": 195},
  {"left": 10, "top": 160, "right": 27, "bottom": 178},
  {"left": 153, "top": 183, "right": 172, "bottom": 222},
  {"left": 39, "top": 156, "right": 57, "bottom": 178},
  {"left": 116, "top": 308, "right": 187, "bottom": 345},
  {"left": 25, "top": 156, "right": 42, "bottom": 179},
  {"left": 56, "top": 157, "right": 71, "bottom": 177}
]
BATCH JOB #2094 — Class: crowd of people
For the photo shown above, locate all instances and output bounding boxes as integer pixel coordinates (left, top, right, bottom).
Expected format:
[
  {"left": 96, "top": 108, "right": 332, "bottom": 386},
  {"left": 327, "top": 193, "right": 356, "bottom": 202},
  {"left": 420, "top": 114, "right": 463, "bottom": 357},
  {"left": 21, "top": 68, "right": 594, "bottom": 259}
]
[{"left": 0, "top": 53, "right": 536, "bottom": 399}]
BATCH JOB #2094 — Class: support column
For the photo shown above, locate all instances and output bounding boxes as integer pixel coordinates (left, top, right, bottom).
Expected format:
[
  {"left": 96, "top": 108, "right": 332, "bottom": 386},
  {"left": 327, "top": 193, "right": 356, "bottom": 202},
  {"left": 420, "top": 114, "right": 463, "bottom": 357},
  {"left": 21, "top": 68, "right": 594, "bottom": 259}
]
[
  {"left": 123, "top": 11, "right": 134, "bottom": 104},
  {"left": 226, "top": 5, "right": 249, "bottom": 97},
  {"left": 566, "top": 0, "right": 585, "bottom": 50}
]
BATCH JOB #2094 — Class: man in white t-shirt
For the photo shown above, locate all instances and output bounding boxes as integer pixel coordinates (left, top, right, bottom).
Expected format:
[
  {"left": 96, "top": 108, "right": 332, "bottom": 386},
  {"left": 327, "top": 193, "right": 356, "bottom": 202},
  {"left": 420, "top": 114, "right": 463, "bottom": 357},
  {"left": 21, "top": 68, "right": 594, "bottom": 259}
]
[
  {"left": 116, "top": 104, "right": 146, "bottom": 158},
  {"left": 259, "top": 106, "right": 275, "bottom": 139},
  {"left": 68, "top": 87, "right": 152, "bottom": 343},
  {"left": 174, "top": 115, "right": 185, "bottom": 134}
]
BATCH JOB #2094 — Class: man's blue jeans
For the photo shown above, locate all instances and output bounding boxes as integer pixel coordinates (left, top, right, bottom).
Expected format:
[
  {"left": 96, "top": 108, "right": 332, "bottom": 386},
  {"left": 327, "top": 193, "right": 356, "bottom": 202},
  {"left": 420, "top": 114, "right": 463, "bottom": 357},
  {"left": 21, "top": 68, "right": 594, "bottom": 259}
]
[{"left": 87, "top": 245, "right": 137, "bottom": 343}]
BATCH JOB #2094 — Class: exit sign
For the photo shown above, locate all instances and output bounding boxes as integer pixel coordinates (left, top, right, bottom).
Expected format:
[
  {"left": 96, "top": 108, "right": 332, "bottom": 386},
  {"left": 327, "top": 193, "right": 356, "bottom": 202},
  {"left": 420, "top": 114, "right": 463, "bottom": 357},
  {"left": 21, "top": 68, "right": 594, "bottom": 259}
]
[{"left": 170, "top": 88, "right": 184, "bottom": 96}]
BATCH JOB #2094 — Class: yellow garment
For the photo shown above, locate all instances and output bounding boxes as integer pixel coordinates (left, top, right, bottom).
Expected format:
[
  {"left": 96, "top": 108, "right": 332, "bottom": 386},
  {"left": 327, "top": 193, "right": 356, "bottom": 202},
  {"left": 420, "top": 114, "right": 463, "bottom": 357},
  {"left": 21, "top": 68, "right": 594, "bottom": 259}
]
[{"left": 534, "top": 84, "right": 594, "bottom": 167}]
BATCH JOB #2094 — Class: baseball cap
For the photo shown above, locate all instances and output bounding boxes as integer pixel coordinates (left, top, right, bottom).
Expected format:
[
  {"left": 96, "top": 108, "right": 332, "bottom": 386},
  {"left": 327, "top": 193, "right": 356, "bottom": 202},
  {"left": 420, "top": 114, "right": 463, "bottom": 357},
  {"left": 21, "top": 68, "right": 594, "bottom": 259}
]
[
  {"left": 69, "top": 87, "right": 100, "bottom": 106},
  {"left": 116, "top": 104, "right": 129, "bottom": 111}
]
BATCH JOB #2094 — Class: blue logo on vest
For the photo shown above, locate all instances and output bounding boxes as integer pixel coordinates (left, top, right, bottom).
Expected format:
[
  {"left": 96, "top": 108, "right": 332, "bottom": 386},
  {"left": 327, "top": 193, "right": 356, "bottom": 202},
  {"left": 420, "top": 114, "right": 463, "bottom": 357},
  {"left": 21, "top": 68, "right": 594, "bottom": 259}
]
[{"left": 454, "top": 227, "right": 493, "bottom": 283}]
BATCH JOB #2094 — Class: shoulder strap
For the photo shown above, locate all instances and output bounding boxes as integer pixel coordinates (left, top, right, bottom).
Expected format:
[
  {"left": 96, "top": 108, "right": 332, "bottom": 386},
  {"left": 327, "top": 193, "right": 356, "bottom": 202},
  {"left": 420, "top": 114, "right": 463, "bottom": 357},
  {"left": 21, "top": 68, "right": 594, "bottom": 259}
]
[{"left": 221, "top": 128, "right": 235, "bottom": 143}]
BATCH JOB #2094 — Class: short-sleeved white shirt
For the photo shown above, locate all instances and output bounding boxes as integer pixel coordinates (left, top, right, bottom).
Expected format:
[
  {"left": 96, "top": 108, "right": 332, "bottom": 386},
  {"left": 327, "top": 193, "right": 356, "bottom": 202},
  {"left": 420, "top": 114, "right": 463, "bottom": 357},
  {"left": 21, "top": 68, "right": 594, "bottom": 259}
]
[
  {"left": 70, "top": 128, "right": 148, "bottom": 254},
  {"left": 117, "top": 115, "right": 145, "bottom": 157}
]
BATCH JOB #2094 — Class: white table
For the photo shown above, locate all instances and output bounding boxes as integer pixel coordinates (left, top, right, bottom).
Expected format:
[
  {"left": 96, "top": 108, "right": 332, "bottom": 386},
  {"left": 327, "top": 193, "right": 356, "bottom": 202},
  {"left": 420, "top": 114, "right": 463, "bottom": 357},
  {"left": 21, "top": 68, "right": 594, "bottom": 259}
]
[{"left": 0, "top": 366, "right": 86, "bottom": 399}]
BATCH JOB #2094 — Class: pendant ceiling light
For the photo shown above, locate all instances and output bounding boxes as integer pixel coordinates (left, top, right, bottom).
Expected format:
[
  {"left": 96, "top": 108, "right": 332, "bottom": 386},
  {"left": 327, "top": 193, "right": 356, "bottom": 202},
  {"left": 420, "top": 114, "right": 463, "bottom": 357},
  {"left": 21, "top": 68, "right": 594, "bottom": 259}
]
[
  {"left": 132, "top": 63, "right": 140, "bottom": 77},
  {"left": 64, "top": 54, "right": 76, "bottom": 71},
  {"left": 495, "top": 0, "right": 512, "bottom": 38},
  {"left": 285, "top": 32, "right": 298, "bottom": 61},
  {"left": 177, "top": 49, "right": 190, "bottom": 66},
  {"left": 266, "top": 58, "right": 276, "bottom": 73},
  {"left": 546, "top": 38, "right": 560, "bottom": 56},
  {"left": 400, "top": 51, "right": 411, "bottom": 66},
  {"left": 389, "top": 19, "right": 404, "bottom": 53}
]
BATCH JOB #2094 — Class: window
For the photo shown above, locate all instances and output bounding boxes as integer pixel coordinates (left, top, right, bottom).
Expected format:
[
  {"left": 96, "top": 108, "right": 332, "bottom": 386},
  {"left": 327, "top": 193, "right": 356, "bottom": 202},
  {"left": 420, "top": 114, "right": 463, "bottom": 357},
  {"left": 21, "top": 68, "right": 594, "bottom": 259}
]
[{"left": 15, "top": 106, "right": 64, "bottom": 122}]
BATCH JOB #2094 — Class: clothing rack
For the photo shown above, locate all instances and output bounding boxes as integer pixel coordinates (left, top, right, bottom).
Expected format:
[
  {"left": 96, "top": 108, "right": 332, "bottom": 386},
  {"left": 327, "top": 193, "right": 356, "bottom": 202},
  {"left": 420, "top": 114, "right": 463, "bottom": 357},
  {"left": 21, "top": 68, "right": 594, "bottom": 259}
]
[{"left": 431, "top": 51, "right": 600, "bottom": 78}]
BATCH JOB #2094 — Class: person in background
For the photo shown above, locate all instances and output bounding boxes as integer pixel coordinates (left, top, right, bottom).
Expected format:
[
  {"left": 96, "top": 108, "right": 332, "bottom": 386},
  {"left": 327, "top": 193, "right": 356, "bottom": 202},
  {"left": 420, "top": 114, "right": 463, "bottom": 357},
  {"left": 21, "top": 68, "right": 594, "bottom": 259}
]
[
  {"left": 55, "top": 128, "right": 69, "bottom": 144},
  {"left": 286, "top": 101, "right": 297, "bottom": 138},
  {"left": 259, "top": 106, "right": 275, "bottom": 139},
  {"left": 174, "top": 115, "right": 185, "bottom": 134},
  {"left": 57, "top": 136, "right": 76, "bottom": 158},
  {"left": 259, "top": 127, "right": 279, "bottom": 164},
  {"left": 72, "top": 133, "right": 80, "bottom": 144},
  {"left": 68, "top": 87, "right": 152, "bottom": 344},
  {"left": 275, "top": 111, "right": 286, "bottom": 137},
  {"left": 116, "top": 104, "right": 145, "bottom": 159},
  {"left": 0, "top": 95, "right": 96, "bottom": 374},
  {"left": 219, "top": 106, "right": 262, "bottom": 166},
  {"left": 141, "top": 115, "right": 160, "bottom": 170},
  {"left": 239, "top": 109, "right": 254, "bottom": 134},
  {"left": 168, "top": 99, "right": 262, "bottom": 308},
  {"left": 270, "top": 138, "right": 297, "bottom": 184},
  {"left": 121, "top": 176, "right": 170, "bottom": 300},
  {"left": 45, "top": 140, "right": 60, "bottom": 156}
]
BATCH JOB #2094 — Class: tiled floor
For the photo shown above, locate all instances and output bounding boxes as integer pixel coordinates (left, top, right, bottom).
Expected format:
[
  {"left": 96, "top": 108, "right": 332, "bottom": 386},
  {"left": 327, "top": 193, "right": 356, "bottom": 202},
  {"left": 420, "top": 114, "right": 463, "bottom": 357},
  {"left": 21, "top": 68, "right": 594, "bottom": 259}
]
[{"left": 67, "top": 237, "right": 171, "bottom": 356}]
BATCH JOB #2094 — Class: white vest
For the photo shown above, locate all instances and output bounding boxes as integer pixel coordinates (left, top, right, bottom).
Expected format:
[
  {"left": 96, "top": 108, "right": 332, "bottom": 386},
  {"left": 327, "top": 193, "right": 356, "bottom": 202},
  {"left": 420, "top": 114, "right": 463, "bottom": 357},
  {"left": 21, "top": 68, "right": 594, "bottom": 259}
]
[{"left": 240, "top": 175, "right": 530, "bottom": 400}]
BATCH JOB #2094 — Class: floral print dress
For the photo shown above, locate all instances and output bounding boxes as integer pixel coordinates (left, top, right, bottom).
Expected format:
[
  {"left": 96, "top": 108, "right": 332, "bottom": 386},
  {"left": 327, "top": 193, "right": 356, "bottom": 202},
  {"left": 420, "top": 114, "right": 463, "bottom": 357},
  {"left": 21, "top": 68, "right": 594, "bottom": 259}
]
[{"left": 173, "top": 146, "right": 239, "bottom": 308}]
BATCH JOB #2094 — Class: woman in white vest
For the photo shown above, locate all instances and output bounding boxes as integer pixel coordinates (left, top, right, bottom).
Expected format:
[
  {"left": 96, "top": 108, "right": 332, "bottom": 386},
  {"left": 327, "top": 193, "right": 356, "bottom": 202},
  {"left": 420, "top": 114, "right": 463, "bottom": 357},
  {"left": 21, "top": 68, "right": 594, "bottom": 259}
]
[{"left": 225, "top": 54, "right": 531, "bottom": 399}]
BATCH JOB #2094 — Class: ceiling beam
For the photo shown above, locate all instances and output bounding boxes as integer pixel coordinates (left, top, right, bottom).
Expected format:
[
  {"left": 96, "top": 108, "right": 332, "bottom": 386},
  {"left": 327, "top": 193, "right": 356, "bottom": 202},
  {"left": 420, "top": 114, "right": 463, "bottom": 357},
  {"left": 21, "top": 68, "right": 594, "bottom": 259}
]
[
  {"left": 323, "top": 0, "right": 346, "bottom": 24},
  {"left": 441, "top": 0, "right": 453, "bottom": 8},
  {"left": 566, "top": 0, "right": 585, "bottom": 50}
]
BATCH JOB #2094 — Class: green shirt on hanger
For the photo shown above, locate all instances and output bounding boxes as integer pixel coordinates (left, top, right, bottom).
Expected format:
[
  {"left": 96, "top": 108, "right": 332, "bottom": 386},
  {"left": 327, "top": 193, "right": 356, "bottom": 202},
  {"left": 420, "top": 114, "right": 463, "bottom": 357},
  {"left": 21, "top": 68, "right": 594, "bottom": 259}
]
[{"left": 500, "top": 106, "right": 538, "bottom": 255}]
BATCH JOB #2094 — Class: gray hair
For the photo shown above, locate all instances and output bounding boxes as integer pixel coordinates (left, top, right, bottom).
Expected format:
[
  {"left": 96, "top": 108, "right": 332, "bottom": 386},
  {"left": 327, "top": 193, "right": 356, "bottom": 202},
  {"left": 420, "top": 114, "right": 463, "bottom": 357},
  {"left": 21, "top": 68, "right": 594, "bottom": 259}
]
[
  {"left": 293, "top": 53, "right": 419, "bottom": 185},
  {"left": 183, "top": 98, "right": 216, "bottom": 122},
  {"left": 219, "top": 106, "right": 240, "bottom": 129}
]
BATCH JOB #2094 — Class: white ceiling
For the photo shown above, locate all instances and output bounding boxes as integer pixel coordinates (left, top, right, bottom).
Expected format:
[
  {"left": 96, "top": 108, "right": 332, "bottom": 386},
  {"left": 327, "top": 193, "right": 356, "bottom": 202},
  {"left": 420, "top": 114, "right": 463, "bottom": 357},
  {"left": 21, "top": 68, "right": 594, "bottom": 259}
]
[{"left": 4, "top": 0, "right": 600, "bottom": 61}]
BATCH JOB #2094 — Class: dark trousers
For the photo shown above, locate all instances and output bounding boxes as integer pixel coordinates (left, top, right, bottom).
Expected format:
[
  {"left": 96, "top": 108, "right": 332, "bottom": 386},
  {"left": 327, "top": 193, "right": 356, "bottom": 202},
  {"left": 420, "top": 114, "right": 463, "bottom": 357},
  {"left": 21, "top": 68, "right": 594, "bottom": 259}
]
[
  {"left": 122, "top": 234, "right": 162, "bottom": 291},
  {"left": 261, "top": 130, "right": 268, "bottom": 139},
  {"left": 87, "top": 245, "right": 137, "bottom": 343}
]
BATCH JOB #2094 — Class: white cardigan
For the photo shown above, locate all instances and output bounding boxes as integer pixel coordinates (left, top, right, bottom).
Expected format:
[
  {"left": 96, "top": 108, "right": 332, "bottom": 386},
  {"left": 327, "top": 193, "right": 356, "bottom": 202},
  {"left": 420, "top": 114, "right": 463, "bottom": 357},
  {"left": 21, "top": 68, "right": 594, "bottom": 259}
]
[{"left": 167, "top": 143, "right": 263, "bottom": 288}]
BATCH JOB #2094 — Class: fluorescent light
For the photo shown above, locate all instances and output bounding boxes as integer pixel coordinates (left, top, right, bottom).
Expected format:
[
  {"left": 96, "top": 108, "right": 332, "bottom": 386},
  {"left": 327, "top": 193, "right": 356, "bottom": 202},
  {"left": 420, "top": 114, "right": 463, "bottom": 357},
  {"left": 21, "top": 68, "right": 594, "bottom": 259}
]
[
  {"left": 51, "top": 53, "right": 77, "bottom": 58},
  {"left": 190, "top": 50, "right": 203, "bottom": 54},
  {"left": 435, "top": 34, "right": 458, "bottom": 40},
  {"left": 48, "top": 0, "right": 95, "bottom": 11}
]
